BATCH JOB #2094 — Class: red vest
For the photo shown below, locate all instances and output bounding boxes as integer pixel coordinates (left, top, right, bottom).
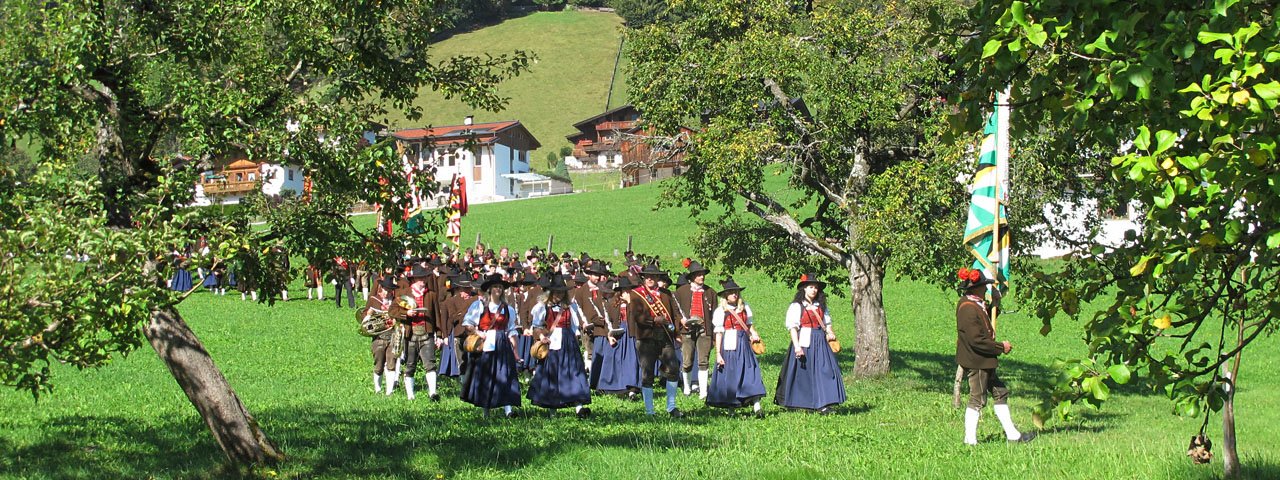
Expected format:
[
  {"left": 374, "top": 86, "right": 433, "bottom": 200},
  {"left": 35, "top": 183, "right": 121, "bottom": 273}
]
[
  {"left": 479, "top": 305, "right": 510, "bottom": 331},
  {"left": 691, "top": 290, "right": 705, "bottom": 318},
  {"left": 409, "top": 288, "right": 429, "bottom": 325},
  {"left": 800, "top": 306, "right": 824, "bottom": 328},
  {"left": 547, "top": 306, "right": 572, "bottom": 329},
  {"left": 722, "top": 309, "right": 747, "bottom": 331}
]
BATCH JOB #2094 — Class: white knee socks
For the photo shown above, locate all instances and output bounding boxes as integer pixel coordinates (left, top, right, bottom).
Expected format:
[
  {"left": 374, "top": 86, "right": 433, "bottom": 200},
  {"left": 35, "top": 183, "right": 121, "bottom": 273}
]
[
  {"left": 405, "top": 377, "right": 415, "bottom": 400},
  {"left": 964, "top": 407, "right": 980, "bottom": 445},
  {"left": 681, "top": 372, "right": 692, "bottom": 395},
  {"left": 666, "top": 381, "right": 679, "bottom": 412},
  {"left": 426, "top": 371, "right": 438, "bottom": 396},
  {"left": 697, "top": 369, "right": 709, "bottom": 399},
  {"left": 993, "top": 404, "right": 1022, "bottom": 440},
  {"left": 373, "top": 373, "right": 381, "bottom": 392},
  {"left": 384, "top": 371, "right": 397, "bottom": 395},
  {"left": 642, "top": 387, "right": 655, "bottom": 415}
]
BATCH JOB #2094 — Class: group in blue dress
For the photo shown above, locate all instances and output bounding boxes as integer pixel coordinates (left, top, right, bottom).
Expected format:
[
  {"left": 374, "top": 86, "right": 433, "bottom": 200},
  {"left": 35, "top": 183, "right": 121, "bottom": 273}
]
[{"left": 344, "top": 253, "right": 850, "bottom": 420}]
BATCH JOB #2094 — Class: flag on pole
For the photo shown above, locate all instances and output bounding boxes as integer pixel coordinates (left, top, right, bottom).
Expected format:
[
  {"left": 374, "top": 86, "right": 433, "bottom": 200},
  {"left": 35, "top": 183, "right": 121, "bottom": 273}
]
[
  {"left": 963, "top": 93, "right": 1010, "bottom": 294},
  {"left": 446, "top": 174, "right": 467, "bottom": 248}
]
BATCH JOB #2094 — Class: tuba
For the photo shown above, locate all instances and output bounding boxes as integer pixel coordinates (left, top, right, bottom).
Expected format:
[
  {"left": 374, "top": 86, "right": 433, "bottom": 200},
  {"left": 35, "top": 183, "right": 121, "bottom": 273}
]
[{"left": 356, "top": 306, "right": 395, "bottom": 337}]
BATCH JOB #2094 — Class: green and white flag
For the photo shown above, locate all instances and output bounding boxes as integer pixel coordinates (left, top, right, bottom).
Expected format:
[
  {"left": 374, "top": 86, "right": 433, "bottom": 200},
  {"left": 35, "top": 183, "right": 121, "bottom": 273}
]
[{"left": 963, "top": 94, "right": 1010, "bottom": 293}]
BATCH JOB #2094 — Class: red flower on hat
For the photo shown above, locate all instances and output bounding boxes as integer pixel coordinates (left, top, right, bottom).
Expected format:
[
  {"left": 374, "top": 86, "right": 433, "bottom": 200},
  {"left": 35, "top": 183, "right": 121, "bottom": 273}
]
[
  {"left": 956, "top": 268, "right": 982, "bottom": 282},
  {"left": 800, "top": 274, "right": 810, "bottom": 282},
  {"left": 682, "top": 258, "right": 692, "bottom": 269}
]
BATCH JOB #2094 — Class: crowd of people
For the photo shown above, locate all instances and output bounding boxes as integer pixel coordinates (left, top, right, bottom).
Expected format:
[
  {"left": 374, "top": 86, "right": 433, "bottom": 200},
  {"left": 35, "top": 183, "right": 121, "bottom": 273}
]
[
  {"left": 170, "top": 242, "right": 1034, "bottom": 443},
  {"left": 351, "top": 247, "right": 847, "bottom": 419}
]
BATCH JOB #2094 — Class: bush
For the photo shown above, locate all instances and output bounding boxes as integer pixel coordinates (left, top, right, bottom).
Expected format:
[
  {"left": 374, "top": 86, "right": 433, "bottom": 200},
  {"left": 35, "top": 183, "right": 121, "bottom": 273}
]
[{"left": 608, "top": 0, "right": 670, "bottom": 27}]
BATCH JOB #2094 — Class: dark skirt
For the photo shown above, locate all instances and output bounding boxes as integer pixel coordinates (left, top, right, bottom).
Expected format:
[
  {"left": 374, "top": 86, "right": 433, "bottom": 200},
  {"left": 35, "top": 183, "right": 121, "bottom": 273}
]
[
  {"left": 439, "top": 333, "right": 461, "bottom": 378},
  {"left": 527, "top": 329, "right": 592, "bottom": 409},
  {"left": 515, "top": 334, "right": 535, "bottom": 370},
  {"left": 227, "top": 270, "right": 238, "bottom": 287},
  {"left": 707, "top": 330, "right": 767, "bottom": 408},
  {"left": 593, "top": 333, "right": 641, "bottom": 393},
  {"left": 201, "top": 272, "right": 219, "bottom": 288},
  {"left": 774, "top": 328, "right": 846, "bottom": 410},
  {"left": 461, "top": 337, "right": 522, "bottom": 409},
  {"left": 170, "top": 269, "right": 193, "bottom": 292}
]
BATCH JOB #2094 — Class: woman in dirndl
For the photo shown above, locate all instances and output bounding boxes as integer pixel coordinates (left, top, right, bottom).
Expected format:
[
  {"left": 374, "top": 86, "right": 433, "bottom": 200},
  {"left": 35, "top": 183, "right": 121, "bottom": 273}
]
[
  {"left": 526, "top": 274, "right": 593, "bottom": 417},
  {"left": 461, "top": 274, "right": 523, "bottom": 418},
  {"left": 169, "top": 250, "right": 194, "bottom": 292},
  {"left": 201, "top": 262, "right": 221, "bottom": 291},
  {"left": 593, "top": 276, "right": 642, "bottom": 398},
  {"left": 706, "top": 278, "right": 767, "bottom": 415},
  {"left": 774, "top": 273, "right": 846, "bottom": 414}
]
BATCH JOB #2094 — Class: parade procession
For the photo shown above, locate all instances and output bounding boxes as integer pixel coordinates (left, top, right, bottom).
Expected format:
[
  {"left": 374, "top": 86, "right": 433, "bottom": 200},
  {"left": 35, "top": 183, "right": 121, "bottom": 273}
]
[{"left": 350, "top": 248, "right": 855, "bottom": 421}]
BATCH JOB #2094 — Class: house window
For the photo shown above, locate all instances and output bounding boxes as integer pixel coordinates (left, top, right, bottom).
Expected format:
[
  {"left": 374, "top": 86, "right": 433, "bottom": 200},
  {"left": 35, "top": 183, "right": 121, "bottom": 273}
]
[
  {"left": 287, "top": 169, "right": 295, "bottom": 181},
  {"left": 473, "top": 155, "right": 483, "bottom": 183},
  {"left": 235, "top": 173, "right": 244, "bottom": 182}
]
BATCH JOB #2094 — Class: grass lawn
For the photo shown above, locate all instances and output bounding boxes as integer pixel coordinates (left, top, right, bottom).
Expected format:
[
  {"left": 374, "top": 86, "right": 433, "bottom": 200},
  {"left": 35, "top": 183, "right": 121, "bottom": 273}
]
[
  {"left": 3, "top": 183, "right": 1279, "bottom": 479},
  {"left": 568, "top": 170, "right": 622, "bottom": 193},
  {"left": 379, "top": 10, "right": 629, "bottom": 157}
]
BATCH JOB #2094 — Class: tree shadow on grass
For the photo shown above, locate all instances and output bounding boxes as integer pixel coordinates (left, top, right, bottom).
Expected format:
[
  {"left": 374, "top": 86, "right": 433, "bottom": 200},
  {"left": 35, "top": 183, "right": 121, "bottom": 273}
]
[
  {"left": 890, "top": 349, "right": 1058, "bottom": 395},
  {"left": 0, "top": 399, "right": 720, "bottom": 479}
]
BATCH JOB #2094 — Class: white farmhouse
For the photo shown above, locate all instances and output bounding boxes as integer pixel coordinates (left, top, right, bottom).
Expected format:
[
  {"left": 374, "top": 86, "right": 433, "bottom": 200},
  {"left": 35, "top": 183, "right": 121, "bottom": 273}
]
[
  {"left": 391, "top": 118, "right": 545, "bottom": 204},
  {"left": 191, "top": 158, "right": 306, "bottom": 206}
]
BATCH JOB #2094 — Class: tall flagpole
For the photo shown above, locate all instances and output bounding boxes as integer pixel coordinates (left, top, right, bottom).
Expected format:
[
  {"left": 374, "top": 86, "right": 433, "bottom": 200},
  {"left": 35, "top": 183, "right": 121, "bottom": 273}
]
[{"left": 992, "top": 87, "right": 1010, "bottom": 334}]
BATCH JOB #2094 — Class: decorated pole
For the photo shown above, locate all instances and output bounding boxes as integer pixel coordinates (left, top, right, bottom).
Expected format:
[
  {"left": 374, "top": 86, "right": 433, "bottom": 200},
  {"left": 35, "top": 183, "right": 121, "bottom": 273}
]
[{"left": 954, "top": 89, "right": 1012, "bottom": 407}]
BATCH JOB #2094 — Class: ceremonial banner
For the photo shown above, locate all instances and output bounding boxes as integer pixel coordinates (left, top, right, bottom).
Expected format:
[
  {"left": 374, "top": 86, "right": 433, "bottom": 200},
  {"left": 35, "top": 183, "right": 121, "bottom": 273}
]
[
  {"left": 446, "top": 174, "right": 468, "bottom": 247},
  {"left": 962, "top": 94, "right": 1010, "bottom": 294}
]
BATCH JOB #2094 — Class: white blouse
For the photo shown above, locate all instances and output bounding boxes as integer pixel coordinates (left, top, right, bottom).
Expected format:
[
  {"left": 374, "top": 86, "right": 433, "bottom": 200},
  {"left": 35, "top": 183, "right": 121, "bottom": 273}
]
[
  {"left": 711, "top": 303, "right": 754, "bottom": 333},
  {"left": 784, "top": 302, "right": 832, "bottom": 329}
]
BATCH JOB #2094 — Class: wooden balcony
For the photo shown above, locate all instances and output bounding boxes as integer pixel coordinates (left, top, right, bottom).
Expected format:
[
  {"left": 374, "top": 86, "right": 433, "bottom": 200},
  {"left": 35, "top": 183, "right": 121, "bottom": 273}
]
[
  {"left": 595, "top": 120, "right": 635, "bottom": 132},
  {"left": 201, "top": 180, "right": 258, "bottom": 195}
]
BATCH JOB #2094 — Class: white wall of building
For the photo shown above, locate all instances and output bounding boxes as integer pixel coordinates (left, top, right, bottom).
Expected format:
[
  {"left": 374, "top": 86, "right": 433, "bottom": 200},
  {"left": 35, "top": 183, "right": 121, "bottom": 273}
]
[
  {"left": 1028, "top": 198, "right": 1143, "bottom": 258},
  {"left": 260, "top": 163, "right": 305, "bottom": 198}
]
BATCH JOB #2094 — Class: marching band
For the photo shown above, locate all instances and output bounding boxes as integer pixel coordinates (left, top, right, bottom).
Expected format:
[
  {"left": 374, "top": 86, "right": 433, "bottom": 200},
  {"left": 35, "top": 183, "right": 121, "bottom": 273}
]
[{"left": 356, "top": 247, "right": 848, "bottom": 419}]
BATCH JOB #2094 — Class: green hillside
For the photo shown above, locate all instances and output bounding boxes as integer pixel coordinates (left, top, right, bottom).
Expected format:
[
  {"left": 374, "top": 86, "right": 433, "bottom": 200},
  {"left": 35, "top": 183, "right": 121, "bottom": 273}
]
[{"left": 379, "top": 11, "right": 630, "bottom": 159}]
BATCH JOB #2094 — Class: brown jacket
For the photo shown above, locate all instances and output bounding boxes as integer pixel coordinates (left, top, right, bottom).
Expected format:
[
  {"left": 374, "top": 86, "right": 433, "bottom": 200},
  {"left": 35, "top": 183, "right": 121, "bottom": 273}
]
[
  {"left": 627, "top": 286, "right": 675, "bottom": 342},
  {"left": 517, "top": 285, "right": 543, "bottom": 330},
  {"left": 572, "top": 283, "right": 608, "bottom": 337},
  {"left": 392, "top": 280, "right": 436, "bottom": 336},
  {"left": 956, "top": 298, "right": 1002, "bottom": 369},
  {"left": 437, "top": 293, "right": 474, "bottom": 337}
]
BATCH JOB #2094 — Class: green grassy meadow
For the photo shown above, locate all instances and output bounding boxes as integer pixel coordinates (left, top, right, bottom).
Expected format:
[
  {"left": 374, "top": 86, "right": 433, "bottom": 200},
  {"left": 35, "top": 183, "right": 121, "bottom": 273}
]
[
  {"left": 3, "top": 183, "right": 1279, "bottom": 479},
  {"left": 380, "top": 11, "right": 629, "bottom": 156}
]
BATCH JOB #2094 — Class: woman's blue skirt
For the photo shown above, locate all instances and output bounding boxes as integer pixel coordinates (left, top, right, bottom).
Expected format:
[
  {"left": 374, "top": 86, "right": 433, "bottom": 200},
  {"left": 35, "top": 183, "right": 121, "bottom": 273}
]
[
  {"left": 706, "top": 330, "right": 767, "bottom": 408},
  {"left": 526, "top": 329, "right": 592, "bottom": 409},
  {"left": 774, "top": 328, "right": 846, "bottom": 410}
]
